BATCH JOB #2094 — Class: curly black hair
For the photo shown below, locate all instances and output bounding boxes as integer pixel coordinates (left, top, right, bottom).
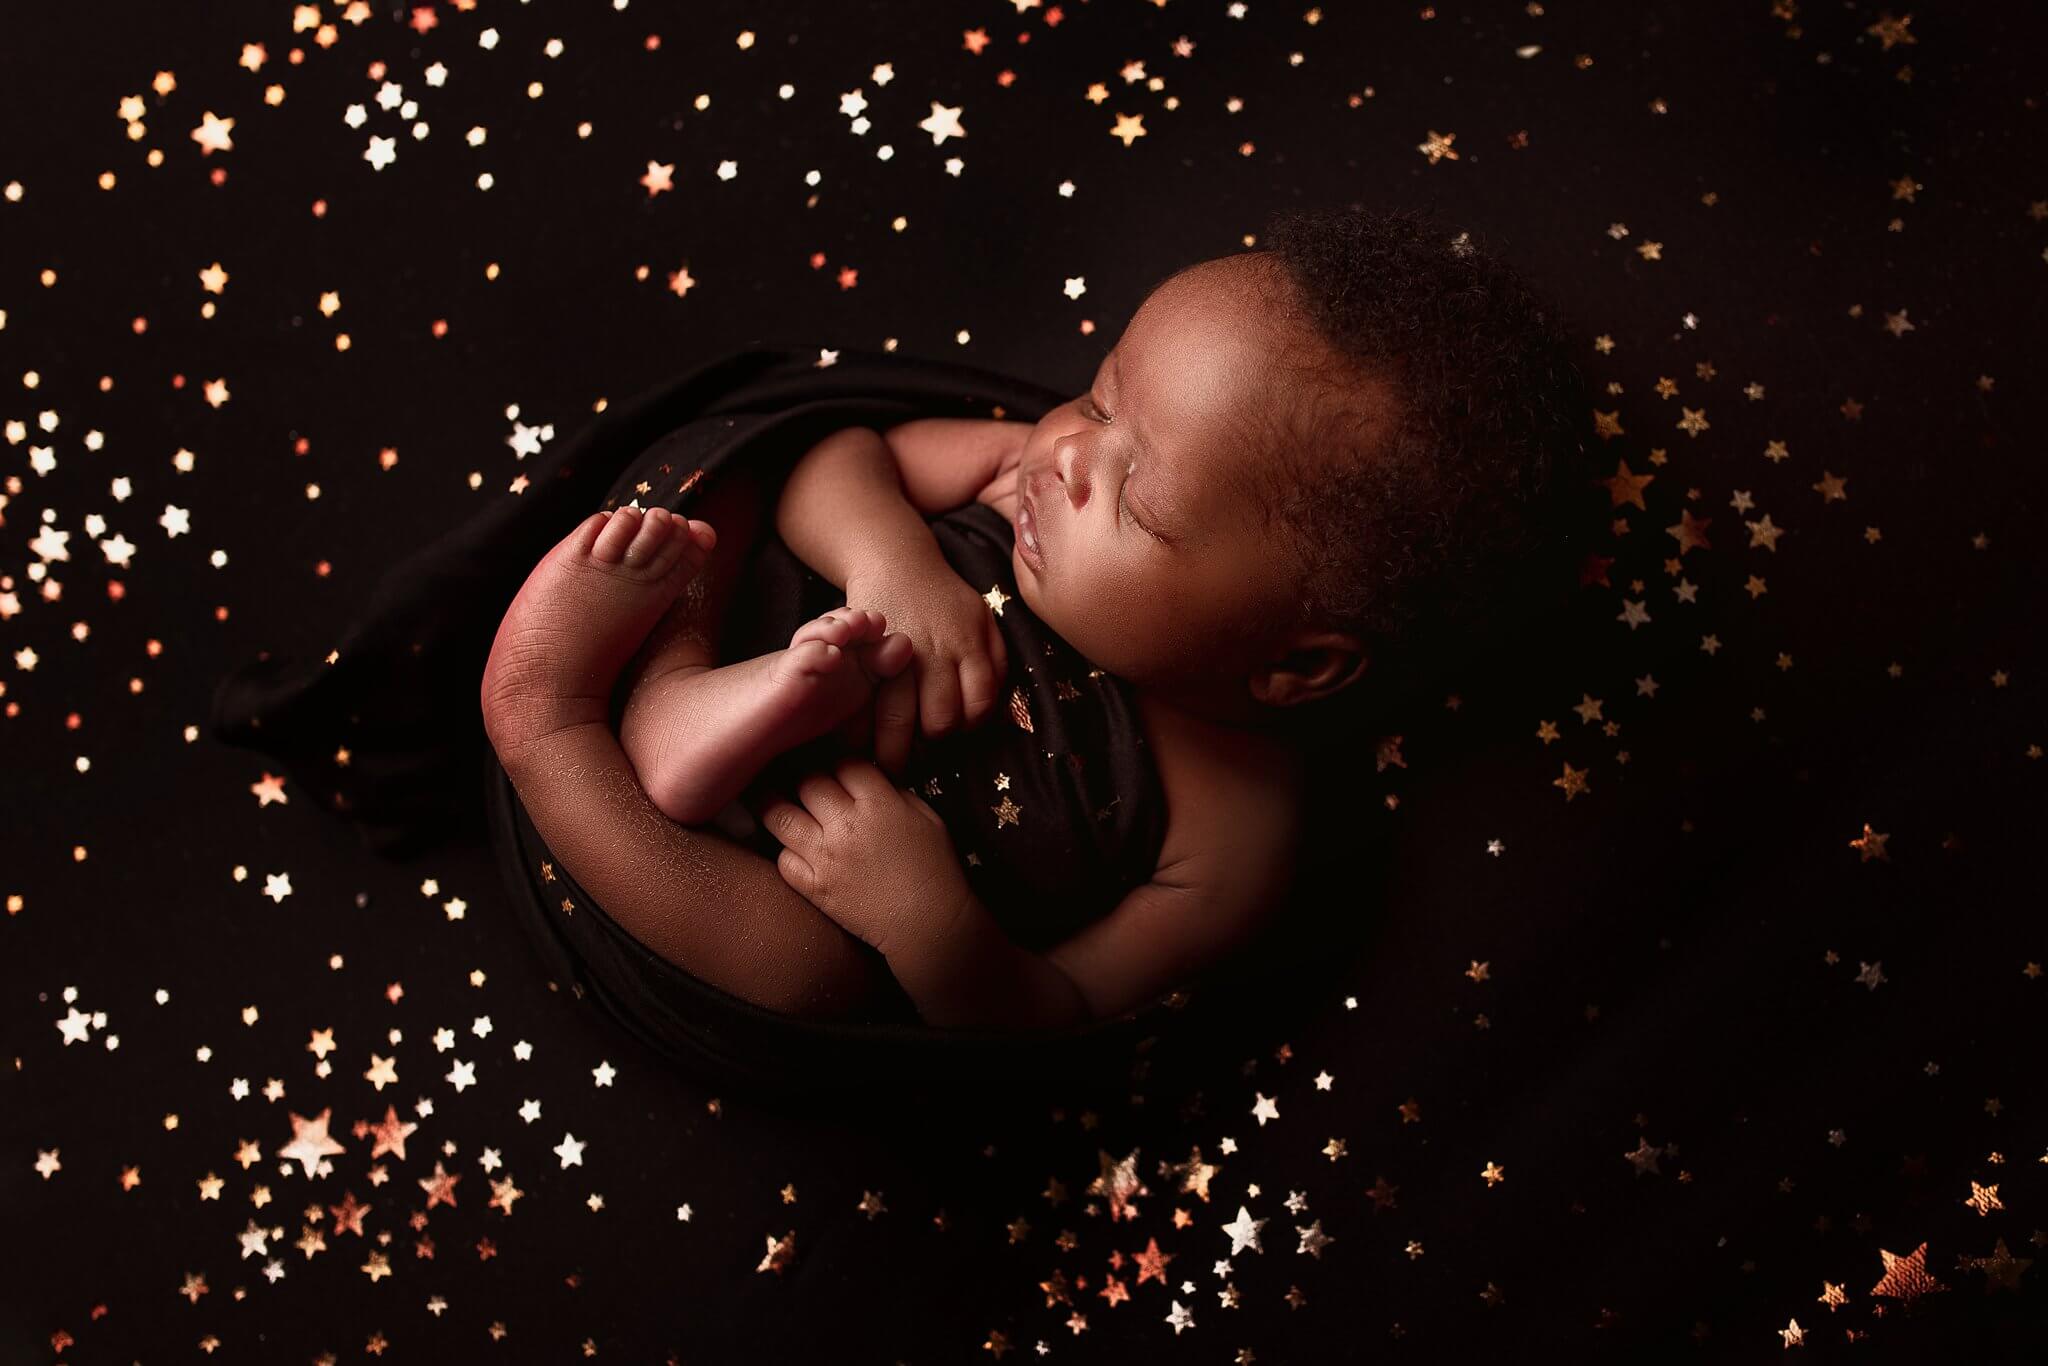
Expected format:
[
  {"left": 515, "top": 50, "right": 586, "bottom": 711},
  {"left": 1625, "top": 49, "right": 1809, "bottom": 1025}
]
[{"left": 1209, "top": 204, "right": 1597, "bottom": 740}]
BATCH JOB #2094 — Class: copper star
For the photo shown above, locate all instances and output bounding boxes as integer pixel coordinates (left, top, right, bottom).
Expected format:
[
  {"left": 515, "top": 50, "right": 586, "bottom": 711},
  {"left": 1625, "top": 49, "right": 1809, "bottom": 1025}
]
[
  {"left": 329, "top": 1190, "right": 369, "bottom": 1236},
  {"left": 1870, "top": 1242, "right": 1948, "bottom": 1304},
  {"left": 418, "top": 1161, "right": 460, "bottom": 1210}
]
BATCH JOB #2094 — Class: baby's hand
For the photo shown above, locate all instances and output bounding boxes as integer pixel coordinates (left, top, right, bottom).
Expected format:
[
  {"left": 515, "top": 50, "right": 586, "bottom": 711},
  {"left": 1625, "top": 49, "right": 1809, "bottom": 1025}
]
[{"left": 844, "top": 550, "right": 1009, "bottom": 777}]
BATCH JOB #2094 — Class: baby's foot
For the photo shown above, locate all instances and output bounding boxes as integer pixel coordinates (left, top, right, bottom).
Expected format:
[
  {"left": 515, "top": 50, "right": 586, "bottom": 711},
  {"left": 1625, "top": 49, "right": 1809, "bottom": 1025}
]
[
  {"left": 480, "top": 505, "right": 712, "bottom": 760},
  {"left": 644, "top": 610, "right": 913, "bottom": 826}
]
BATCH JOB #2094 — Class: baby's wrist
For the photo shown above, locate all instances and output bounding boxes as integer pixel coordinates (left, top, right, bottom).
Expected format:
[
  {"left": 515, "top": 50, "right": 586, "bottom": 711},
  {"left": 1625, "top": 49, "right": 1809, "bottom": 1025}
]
[{"left": 843, "top": 523, "right": 947, "bottom": 592}]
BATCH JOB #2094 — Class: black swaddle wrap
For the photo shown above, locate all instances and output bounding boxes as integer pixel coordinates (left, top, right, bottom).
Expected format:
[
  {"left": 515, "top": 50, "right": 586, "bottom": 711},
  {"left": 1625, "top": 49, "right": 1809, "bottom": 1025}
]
[{"left": 209, "top": 344, "right": 1335, "bottom": 1103}]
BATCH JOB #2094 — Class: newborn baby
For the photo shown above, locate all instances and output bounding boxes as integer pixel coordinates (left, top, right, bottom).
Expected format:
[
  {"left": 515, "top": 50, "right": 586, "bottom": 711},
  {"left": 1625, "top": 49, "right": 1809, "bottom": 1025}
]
[{"left": 480, "top": 205, "right": 1589, "bottom": 1030}]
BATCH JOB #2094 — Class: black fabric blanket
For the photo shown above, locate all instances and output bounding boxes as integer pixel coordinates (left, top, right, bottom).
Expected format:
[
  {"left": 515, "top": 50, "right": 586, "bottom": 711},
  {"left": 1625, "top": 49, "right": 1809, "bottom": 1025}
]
[{"left": 210, "top": 346, "right": 1368, "bottom": 1104}]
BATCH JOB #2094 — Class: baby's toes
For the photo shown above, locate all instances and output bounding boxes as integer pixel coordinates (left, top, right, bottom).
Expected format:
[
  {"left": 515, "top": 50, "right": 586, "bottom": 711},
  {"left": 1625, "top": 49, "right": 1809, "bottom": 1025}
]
[
  {"left": 783, "top": 637, "right": 849, "bottom": 679},
  {"left": 789, "top": 608, "right": 866, "bottom": 650}
]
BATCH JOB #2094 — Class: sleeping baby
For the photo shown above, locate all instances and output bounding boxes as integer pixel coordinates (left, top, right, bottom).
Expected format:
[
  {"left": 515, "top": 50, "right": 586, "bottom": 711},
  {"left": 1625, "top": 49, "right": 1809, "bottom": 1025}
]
[{"left": 479, "top": 205, "right": 1591, "bottom": 1032}]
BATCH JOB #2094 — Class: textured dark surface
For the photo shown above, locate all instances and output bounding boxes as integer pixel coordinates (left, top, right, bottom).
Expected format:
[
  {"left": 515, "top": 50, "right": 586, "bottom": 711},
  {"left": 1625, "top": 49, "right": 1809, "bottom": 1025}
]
[{"left": 5, "top": 2, "right": 2046, "bottom": 1362}]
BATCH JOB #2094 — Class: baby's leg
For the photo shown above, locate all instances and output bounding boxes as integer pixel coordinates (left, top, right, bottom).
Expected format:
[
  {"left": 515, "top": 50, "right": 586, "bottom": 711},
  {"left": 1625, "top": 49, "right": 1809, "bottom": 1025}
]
[{"left": 619, "top": 610, "right": 911, "bottom": 827}]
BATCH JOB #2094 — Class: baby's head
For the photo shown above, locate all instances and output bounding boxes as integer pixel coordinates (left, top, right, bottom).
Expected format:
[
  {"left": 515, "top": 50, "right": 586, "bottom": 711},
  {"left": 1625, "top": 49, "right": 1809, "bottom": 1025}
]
[{"left": 1007, "top": 204, "right": 1593, "bottom": 740}]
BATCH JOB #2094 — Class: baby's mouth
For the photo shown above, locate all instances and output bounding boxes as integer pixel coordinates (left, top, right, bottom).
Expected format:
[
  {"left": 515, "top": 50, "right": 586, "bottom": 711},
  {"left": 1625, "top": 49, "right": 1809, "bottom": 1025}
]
[{"left": 1016, "top": 497, "right": 1047, "bottom": 569}]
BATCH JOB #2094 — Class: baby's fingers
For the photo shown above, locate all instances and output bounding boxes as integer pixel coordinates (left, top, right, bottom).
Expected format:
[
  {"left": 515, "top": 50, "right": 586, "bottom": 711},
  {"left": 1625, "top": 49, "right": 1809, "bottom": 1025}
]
[
  {"left": 984, "top": 613, "right": 1008, "bottom": 690},
  {"left": 920, "top": 661, "right": 963, "bottom": 739},
  {"left": 957, "top": 651, "right": 1000, "bottom": 728},
  {"left": 871, "top": 668, "right": 918, "bottom": 777}
]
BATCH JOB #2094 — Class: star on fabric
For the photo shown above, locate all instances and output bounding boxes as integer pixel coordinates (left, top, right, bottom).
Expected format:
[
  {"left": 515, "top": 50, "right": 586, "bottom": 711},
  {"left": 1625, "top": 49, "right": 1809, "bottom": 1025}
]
[
  {"left": 488, "top": 1175, "right": 523, "bottom": 1215},
  {"left": 357, "top": 1106, "right": 415, "bottom": 1161},
  {"left": 329, "top": 1190, "right": 369, "bottom": 1236},
  {"left": 1221, "top": 1206, "right": 1266, "bottom": 1255},
  {"left": 55, "top": 1006, "right": 93, "bottom": 1044},
  {"left": 419, "top": 1162, "right": 461, "bottom": 1209},
  {"left": 1870, "top": 1242, "right": 1947, "bottom": 1304}
]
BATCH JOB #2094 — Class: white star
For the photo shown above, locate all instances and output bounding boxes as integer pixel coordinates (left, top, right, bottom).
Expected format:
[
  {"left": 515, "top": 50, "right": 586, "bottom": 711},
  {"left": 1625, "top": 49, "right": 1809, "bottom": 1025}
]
[
  {"left": 160, "top": 504, "right": 191, "bottom": 537},
  {"left": 553, "top": 1133, "right": 586, "bottom": 1169},
  {"left": 445, "top": 1059, "right": 476, "bottom": 1092},
  {"left": 512, "top": 1041, "right": 533, "bottom": 1061},
  {"left": 375, "top": 81, "right": 405, "bottom": 111},
  {"left": 1221, "top": 1205, "right": 1266, "bottom": 1255},
  {"left": 1165, "top": 1299, "right": 1196, "bottom": 1334},
  {"left": 238, "top": 1219, "right": 270, "bottom": 1259},
  {"left": 591, "top": 1061, "right": 615, "bottom": 1087},
  {"left": 99, "top": 532, "right": 138, "bottom": 567},
  {"left": 277, "top": 1109, "right": 347, "bottom": 1178},
  {"left": 917, "top": 101, "right": 966, "bottom": 144},
  {"left": 505, "top": 421, "right": 546, "bottom": 459},
  {"left": 28, "top": 524, "right": 70, "bottom": 562},
  {"left": 262, "top": 872, "right": 292, "bottom": 903},
  {"left": 364, "top": 135, "right": 398, "bottom": 171},
  {"left": 55, "top": 1006, "right": 93, "bottom": 1044},
  {"left": 518, "top": 1098, "right": 541, "bottom": 1124},
  {"left": 34, "top": 1149, "right": 61, "bottom": 1179},
  {"left": 1250, "top": 1093, "right": 1279, "bottom": 1126}
]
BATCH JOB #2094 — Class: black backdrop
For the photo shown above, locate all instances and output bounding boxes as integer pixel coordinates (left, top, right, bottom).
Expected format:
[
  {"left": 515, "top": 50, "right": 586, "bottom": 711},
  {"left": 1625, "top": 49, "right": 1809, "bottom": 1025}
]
[{"left": 5, "top": 2, "right": 2046, "bottom": 1361}]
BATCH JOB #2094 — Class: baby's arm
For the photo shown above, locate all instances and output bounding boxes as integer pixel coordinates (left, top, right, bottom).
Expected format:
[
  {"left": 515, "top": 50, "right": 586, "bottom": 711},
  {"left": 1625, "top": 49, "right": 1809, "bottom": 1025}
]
[
  {"left": 892, "top": 736, "right": 1307, "bottom": 1028},
  {"left": 774, "top": 425, "right": 950, "bottom": 591}
]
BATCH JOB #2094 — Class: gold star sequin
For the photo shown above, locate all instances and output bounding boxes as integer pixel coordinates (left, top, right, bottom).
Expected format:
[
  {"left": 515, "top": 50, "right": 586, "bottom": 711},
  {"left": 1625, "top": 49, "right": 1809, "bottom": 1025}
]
[
  {"left": 1865, "top": 12, "right": 1916, "bottom": 49},
  {"left": 1870, "top": 1242, "right": 1946, "bottom": 1305},
  {"left": 1675, "top": 406, "right": 1710, "bottom": 437},
  {"left": 993, "top": 773, "right": 1010, "bottom": 791},
  {"left": 983, "top": 584, "right": 1010, "bottom": 616},
  {"left": 1592, "top": 409, "right": 1625, "bottom": 440},
  {"left": 1963, "top": 1181, "right": 2004, "bottom": 1217},
  {"left": 1848, "top": 824, "right": 1890, "bottom": 862},
  {"left": 1008, "top": 685, "right": 1035, "bottom": 733},
  {"left": 1966, "top": 1239, "right": 2034, "bottom": 1292},
  {"left": 1666, "top": 508, "right": 1713, "bottom": 555},
  {"left": 1597, "top": 458, "right": 1655, "bottom": 509},
  {"left": 1554, "top": 762, "right": 1591, "bottom": 802},
  {"left": 1416, "top": 130, "right": 1459, "bottom": 163},
  {"left": 991, "top": 795, "right": 1022, "bottom": 830}
]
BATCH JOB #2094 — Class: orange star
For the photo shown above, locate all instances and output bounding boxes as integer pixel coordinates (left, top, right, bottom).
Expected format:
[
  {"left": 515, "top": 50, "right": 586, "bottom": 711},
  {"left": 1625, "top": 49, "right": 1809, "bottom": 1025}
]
[
  {"left": 1870, "top": 1242, "right": 1947, "bottom": 1305},
  {"left": 419, "top": 1161, "right": 461, "bottom": 1210},
  {"left": 363, "top": 1105, "right": 416, "bottom": 1160},
  {"left": 329, "top": 1190, "right": 370, "bottom": 1236}
]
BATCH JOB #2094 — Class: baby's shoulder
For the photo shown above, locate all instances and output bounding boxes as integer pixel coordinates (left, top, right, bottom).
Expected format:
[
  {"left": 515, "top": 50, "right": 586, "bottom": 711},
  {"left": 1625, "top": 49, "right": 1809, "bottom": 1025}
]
[{"left": 1138, "top": 693, "right": 1307, "bottom": 879}]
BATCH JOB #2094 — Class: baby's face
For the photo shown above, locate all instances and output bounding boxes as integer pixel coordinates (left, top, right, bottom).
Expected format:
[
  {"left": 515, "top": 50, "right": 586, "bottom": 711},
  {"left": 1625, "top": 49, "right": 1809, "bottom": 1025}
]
[{"left": 1007, "top": 257, "right": 1302, "bottom": 699}]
